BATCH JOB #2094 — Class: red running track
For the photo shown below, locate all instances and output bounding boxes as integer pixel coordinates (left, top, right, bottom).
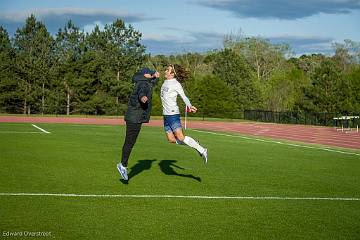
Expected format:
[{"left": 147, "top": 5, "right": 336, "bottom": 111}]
[{"left": 0, "top": 116, "right": 359, "bottom": 150}]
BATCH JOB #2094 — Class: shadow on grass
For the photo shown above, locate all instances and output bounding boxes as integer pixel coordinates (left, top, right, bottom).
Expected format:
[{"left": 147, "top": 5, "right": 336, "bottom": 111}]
[
  {"left": 119, "top": 159, "right": 201, "bottom": 184},
  {"left": 158, "top": 160, "right": 201, "bottom": 182},
  {"left": 120, "top": 159, "right": 156, "bottom": 184}
]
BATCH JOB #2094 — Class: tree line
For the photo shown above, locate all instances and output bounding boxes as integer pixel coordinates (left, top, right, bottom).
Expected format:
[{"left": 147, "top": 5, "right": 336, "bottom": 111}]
[{"left": 1, "top": 15, "right": 359, "bottom": 117}]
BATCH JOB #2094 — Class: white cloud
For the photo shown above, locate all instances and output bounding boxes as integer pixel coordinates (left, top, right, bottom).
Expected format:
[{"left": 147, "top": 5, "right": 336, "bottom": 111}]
[{"left": 0, "top": 8, "right": 161, "bottom": 35}]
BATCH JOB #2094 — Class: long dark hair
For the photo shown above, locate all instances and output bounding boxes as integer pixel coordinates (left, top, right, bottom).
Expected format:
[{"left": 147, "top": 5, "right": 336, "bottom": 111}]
[{"left": 169, "top": 64, "right": 189, "bottom": 83}]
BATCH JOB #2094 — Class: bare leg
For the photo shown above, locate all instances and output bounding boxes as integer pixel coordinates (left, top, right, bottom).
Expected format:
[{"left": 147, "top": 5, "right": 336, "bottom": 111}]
[
  {"left": 174, "top": 128, "right": 205, "bottom": 154},
  {"left": 166, "top": 131, "right": 177, "bottom": 144}
]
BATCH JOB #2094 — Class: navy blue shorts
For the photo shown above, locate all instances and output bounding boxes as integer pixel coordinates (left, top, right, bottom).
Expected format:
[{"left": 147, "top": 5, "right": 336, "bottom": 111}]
[{"left": 163, "top": 114, "right": 182, "bottom": 133}]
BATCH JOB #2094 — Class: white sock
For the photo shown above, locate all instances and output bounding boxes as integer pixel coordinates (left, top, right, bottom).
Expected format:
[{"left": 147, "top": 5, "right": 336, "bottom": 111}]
[{"left": 183, "top": 136, "right": 205, "bottom": 154}]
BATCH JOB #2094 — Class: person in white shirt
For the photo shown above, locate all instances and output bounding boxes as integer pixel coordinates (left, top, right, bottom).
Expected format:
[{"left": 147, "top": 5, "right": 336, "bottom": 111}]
[{"left": 160, "top": 64, "right": 208, "bottom": 163}]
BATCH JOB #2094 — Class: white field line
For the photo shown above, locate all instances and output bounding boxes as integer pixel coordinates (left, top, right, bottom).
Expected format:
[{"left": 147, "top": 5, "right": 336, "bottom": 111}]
[
  {"left": 0, "top": 192, "right": 358, "bottom": 201},
  {"left": 31, "top": 124, "right": 50, "bottom": 134},
  {"left": 191, "top": 129, "right": 360, "bottom": 157},
  {"left": 0, "top": 131, "right": 43, "bottom": 134}
]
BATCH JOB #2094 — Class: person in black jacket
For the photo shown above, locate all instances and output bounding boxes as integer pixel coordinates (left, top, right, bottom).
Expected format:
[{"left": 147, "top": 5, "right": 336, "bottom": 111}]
[{"left": 117, "top": 67, "right": 159, "bottom": 181}]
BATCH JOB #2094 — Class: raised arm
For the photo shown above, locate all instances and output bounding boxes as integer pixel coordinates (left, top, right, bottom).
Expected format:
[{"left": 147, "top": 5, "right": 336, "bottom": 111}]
[{"left": 176, "top": 82, "right": 197, "bottom": 113}]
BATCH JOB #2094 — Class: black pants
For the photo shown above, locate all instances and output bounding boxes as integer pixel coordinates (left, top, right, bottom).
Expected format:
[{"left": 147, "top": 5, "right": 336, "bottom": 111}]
[{"left": 121, "top": 122, "right": 142, "bottom": 167}]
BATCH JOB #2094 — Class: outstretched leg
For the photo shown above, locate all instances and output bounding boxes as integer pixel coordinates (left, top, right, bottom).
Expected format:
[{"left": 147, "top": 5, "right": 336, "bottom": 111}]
[{"left": 174, "top": 129, "right": 207, "bottom": 158}]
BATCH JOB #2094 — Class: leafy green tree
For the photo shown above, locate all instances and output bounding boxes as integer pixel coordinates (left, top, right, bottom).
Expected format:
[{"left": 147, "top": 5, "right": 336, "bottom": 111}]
[
  {"left": 289, "top": 54, "right": 326, "bottom": 76},
  {"left": 224, "top": 36, "right": 290, "bottom": 82},
  {"left": 168, "top": 52, "right": 213, "bottom": 78},
  {"left": 332, "top": 39, "right": 360, "bottom": 70},
  {"left": 145, "top": 54, "right": 168, "bottom": 71},
  {"left": 212, "top": 48, "right": 261, "bottom": 111},
  {"left": 190, "top": 75, "right": 237, "bottom": 118},
  {"left": 341, "top": 67, "right": 360, "bottom": 113},
  {"left": 306, "top": 59, "right": 342, "bottom": 113},
  {"left": 263, "top": 67, "right": 309, "bottom": 111}
]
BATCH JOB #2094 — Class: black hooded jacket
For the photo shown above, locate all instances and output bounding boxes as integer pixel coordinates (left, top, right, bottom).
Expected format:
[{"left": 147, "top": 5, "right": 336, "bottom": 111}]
[{"left": 124, "top": 73, "right": 158, "bottom": 123}]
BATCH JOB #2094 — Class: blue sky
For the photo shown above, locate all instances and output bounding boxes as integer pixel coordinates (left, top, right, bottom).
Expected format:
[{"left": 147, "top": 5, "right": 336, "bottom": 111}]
[{"left": 1, "top": 0, "right": 359, "bottom": 56}]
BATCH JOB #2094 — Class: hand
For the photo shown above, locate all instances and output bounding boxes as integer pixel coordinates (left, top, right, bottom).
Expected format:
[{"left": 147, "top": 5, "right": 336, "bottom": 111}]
[
  {"left": 153, "top": 71, "right": 160, "bottom": 78},
  {"left": 144, "top": 71, "right": 160, "bottom": 78},
  {"left": 140, "top": 96, "right": 148, "bottom": 103},
  {"left": 189, "top": 106, "right": 197, "bottom": 113},
  {"left": 143, "top": 73, "right": 152, "bottom": 78}
]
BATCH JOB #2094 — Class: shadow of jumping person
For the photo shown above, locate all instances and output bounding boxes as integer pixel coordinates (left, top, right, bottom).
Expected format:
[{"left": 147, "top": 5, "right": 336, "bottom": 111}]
[
  {"left": 158, "top": 160, "right": 201, "bottom": 182},
  {"left": 120, "top": 159, "right": 156, "bottom": 184}
]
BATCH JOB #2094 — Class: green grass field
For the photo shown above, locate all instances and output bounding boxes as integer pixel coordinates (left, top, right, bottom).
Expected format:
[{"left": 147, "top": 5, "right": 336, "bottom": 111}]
[{"left": 0, "top": 122, "right": 359, "bottom": 239}]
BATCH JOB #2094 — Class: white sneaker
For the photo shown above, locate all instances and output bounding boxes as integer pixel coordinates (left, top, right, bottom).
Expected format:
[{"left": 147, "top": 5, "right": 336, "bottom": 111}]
[
  {"left": 201, "top": 149, "right": 208, "bottom": 164},
  {"left": 117, "top": 163, "right": 128, "bottom": 181}
]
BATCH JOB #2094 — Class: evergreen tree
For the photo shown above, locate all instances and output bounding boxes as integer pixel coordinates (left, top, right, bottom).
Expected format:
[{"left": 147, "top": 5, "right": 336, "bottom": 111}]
[
  {"left": 13, "top": 14, "right": 54, "bottom": 114},
  {"left": 54, "top": 20, "right": 84, "bottom": 115},
  {"left": 74, "top": 19, "right": 146, "bottom": 115},
  {"left": 103, "top": 19, "right": 146, "bottom": 114},
  {"left": 0, "top": 27, "right": 18, "bottom": 112}
]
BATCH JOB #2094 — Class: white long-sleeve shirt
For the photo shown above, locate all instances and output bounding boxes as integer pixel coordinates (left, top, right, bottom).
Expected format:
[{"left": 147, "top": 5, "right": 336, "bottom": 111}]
[{"left": 161, "top": 78, "right": 192, "bottom": 115}]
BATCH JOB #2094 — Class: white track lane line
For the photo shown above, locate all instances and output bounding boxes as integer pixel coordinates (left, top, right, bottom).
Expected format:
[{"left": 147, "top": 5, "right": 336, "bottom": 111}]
[
  {"left": 31, "top": 124, "right": 51, "bottom": 134},
  {"left": 0, "top": 192, "right": 358, "bottom": 201},
  {"left": 191, "top": 129, "right": 360, "bottom": 157}
]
